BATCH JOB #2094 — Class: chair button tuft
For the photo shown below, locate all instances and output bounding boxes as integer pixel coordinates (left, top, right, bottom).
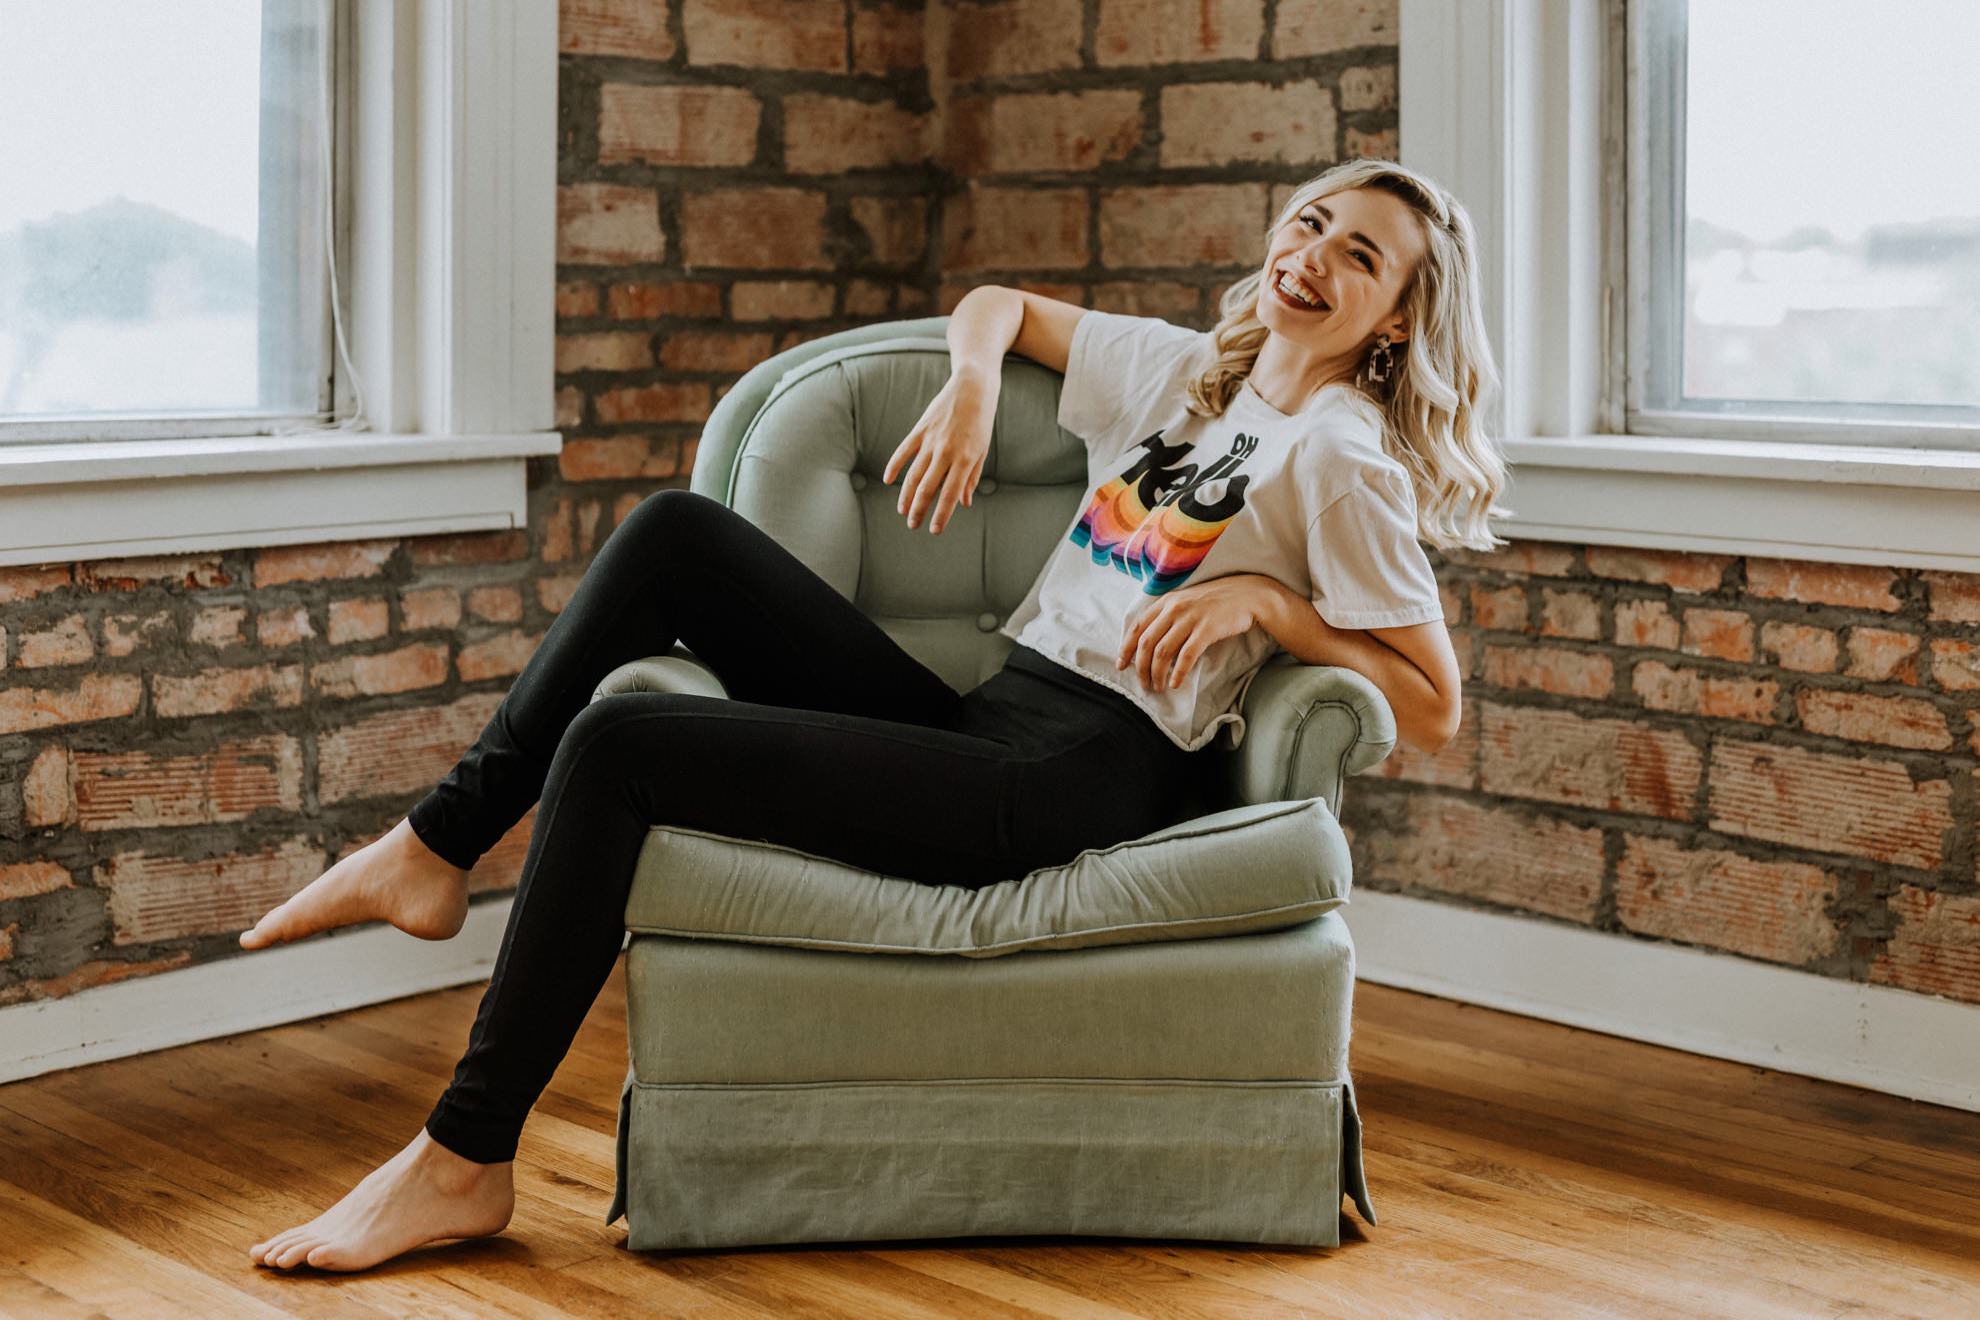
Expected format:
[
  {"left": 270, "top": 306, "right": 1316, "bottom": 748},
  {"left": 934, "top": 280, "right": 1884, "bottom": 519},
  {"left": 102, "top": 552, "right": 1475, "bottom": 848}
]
[
  {"left": 975, "top": 612, "right": 999, "bottom": 632},
  {"left": 848, "top": 472, "right": 868, "bottom": 491},
  {"left": 976, "top": 478, "right": 998, "bottom": 496}
]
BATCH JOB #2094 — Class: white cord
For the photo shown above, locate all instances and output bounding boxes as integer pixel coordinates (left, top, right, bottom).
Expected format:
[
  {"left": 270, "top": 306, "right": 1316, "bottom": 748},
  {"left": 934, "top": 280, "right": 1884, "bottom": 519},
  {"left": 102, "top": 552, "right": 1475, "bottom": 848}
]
[{"left": 273, "top": 1, "right": 367, "bottom": 436}]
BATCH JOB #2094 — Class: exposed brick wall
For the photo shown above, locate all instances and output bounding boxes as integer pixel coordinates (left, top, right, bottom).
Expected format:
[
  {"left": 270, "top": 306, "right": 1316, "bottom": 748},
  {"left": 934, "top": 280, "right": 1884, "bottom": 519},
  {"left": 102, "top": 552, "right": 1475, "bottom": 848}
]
[{"left": 7, "top": 0, "right": 1976, "bottom": 1020}]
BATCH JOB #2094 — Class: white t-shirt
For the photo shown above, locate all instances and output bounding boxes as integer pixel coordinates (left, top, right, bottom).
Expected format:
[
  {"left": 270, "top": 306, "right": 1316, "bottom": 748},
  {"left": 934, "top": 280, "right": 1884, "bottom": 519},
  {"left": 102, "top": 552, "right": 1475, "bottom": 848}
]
[{"left": 1000, "top": 309, "right": 1446, "bottom": 753}]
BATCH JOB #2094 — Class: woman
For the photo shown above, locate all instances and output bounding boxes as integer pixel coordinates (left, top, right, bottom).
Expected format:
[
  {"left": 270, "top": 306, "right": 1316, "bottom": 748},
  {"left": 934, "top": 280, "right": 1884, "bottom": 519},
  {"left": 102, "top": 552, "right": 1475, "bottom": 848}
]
[{"left": 239, "top": 156, "right": 1508, "bottom": 1272}]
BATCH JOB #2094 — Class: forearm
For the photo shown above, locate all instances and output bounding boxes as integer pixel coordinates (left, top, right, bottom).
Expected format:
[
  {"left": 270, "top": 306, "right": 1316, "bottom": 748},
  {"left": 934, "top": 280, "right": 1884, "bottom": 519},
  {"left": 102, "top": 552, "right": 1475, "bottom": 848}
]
[
  {"left": 946, "top": 285, "right": 1024, "bottom": 385},
  {"left": 1251, "top": 580, "right": 1456, "bottom": 753}
]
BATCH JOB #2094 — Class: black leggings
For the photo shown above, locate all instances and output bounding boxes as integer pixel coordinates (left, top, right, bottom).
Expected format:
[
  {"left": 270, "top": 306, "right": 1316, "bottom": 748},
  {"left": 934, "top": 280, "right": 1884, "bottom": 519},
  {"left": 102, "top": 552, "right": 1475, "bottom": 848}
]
[{"left": 409, "top": 488, "right": 1198, "bottom": 1164}]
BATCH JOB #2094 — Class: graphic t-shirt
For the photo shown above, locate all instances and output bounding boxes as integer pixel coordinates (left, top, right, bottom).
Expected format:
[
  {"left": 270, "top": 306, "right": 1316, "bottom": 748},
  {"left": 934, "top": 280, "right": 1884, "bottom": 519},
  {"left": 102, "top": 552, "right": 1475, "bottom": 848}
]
[{"left": 1000, "top": 309, "right": 1446, "bottom": 753}]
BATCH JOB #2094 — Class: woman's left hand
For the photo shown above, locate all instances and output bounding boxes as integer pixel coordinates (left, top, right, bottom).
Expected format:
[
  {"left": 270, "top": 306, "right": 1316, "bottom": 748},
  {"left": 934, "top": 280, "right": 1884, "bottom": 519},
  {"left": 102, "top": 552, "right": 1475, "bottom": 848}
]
[{"left": 1117, "top": 574, "right": 1278, "bottom": 692}]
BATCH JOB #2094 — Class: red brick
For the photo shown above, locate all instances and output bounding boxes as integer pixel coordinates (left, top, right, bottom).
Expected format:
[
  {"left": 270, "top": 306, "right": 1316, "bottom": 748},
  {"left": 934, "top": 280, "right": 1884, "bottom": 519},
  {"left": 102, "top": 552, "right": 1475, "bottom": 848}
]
[
  {"left": 74, "top": 734, "right": 302, "bottom": 831},
  {"left": 942, "top": 91, "right": 1141, "bottom": 175},
  {"left": 558, "top": 183, "right": 667, "bottom": 266},
  {"left": 555, "top": 387, "right": 585, "bottom": 430},
  {"left": 680, "top": 187, "right": 830, "bottom": 271},
  {"left": 1844, "top": 627, "right": 1922, "bottom": 684},
  {"left": 1092, "top": 280, "right": 1199, "bottom": 318},
  {"left": 0, "top": 953, "right": 195, "bottom": 1007},
  {"left": 0, "top": 861, "right": 72, "bottom": 902},
  {"left": 408, "top": 530, "right": 529, "bottom": 568},
  {"left": 731, "top": 280, "right": 837, "bottom": 322},
  {"left": 318, "top": 693, "right": 505, "bottom": 804},
  {"left": 0, "top": 566, "right": 72, "bottom": 604},
  {"left": 1587, "top": 547, "right": 1731, "bottom": 594},
  {"left": 327, "top": 597, "right": 390, "bottom": 645},
  {"left": 1538, "top": 589, "right": 1600, "bottom": 641},
  {"left": 1443, "top": 542, "right": 1577, "bottom": 577},
  {"left": 467, "top": 586, "right": 524, "bottom": 624},
  {"left": 253, "top": 539, "right": 396, "bottom": 589},
  {"left": 1680, "top": 608, "right": 1754, "bottom": 662},
  {"left": 1922, "top": 570, "right": 1980, "bottom": 624},
  {"left": 536, "top": 573, "right": 584, "bottom": 615},
  {"left": 560, "top": 0, "right": 675, "bottom": 58},
  {"left": 78, "top": 555, "right": 230, "bottom": 592},
  {"left": 0, "top": 674, "right": 145, "bottom": 735},
  {"left": 1481, "top": 645, "right": 1613, "bottom": 700},
  {"left": 308, "top": 644, "right": 451, "bottom": 700},
  {"left": 22, "top": 747, "right": 73, "bottom": 827},
  {"left": 1353, "top": 792, "right": 1603, "bottom": 922},
  {"left": 595, "top": 383, "right": 712, "bottom": 426},
  {"left": 557, "top": 436, "right": 677, "bottom": 483},
  {"left": 555, "top": 331, "right": 653, "bottom": 374},
  {"left": 1632, "top": 660, "right": 1777, "bottom": 724},
  {"left": 1275, "top": 0, "right": 1397, "bottom": 56},
  {"left": 1747, "top": 558, "right": 1899, "bottom": 612},
  {"left": 657, "top": 330, "right": 777, "bottom": 374},
  {"left": 1795, "top": 688, "right": 1950, "bottom": 751},
  {"left": 1868, "top": 884, "right": 1980, "bottom": 1004},
  {"left": 853, "top": 3, "right": 922, "bottom": 75},
  {"left": 1479, "top": 702, "right": 1702, "bottom": 821},
  {"left": 400, "top": 588, "right": 462, "bottom": 632},
  {"left": 1616, "top": 835, "right": 1840, "bottom": 966},
  {"left": 850, "top": 197, "right": 927, "bottom": 269},
  {"left": 1759, "top": 620, "right": 1837, "bottom": 673},
  {"left": 101, "top": 609, "right": 175, "bottom": 657},
  {"left": 1708, "top": 740, "right": 1950, "bottom": 871},
  {"left": 466, "top": 806, "right": 542, "bottom": 895},
  {"left": 1615, "top": 599, "right": 1680, "bottom": 651},
  {"left": 1928, "top": 639, "right": 1980, "bottom": 692},
  {"left": 458, "top": 630, "right": 546, "bottom": 683},
  {"left": 785, "top": 94, "right": 931, "bottom": 174},
  {"left": 946, "top": 0, "right": 1083, "bottom": 79},
  {"left": 1096, "top": 184, "right": 1264, "bottom": 269},
  {"left": 0, "top": 923, "right": 15, "bottom": 963},
  {"left": 16, "top": 614, "right": 93, "bottom": 668},
  {"left": 1096, "top": 0, "right": 1264, "bottom": 65},
  {"left": 1343, "top": 124, "right": 1399, "bottom": 161},
  {"left": 607, "top": 280, "right": 725, "bottom": 320},
  {"left": 1339, "top": 64, "right": 1398, "bottom": 112},
  {"left": 556, "top": 281, "right": 599, "bottom": 318},
  {"left": 599, "top": 83, "right": 760, "bottom": 168},
  {"left": 1468, "top": 583, "right": 1526, "bottom": 632},
  {"left": 101, "top": 838, "right": 324, "bottom": 945},
  {"left": 152, "top": 664, "right": 304, "bottom": 719},
  {"left": 187, "top": 605, "right": 247, "bottom": 649},
  {"left": 1360, "top": 696, "right": 1477, "bottom": 789},
  {"left": 943, "top": 185, "right": 1090, "bottom": 272},
  {"left": 682, "top": 0, "right": 845, "bottom": 71},
  {"left": 1161, "top": 82, "right": 1337, "bottom": 169}
]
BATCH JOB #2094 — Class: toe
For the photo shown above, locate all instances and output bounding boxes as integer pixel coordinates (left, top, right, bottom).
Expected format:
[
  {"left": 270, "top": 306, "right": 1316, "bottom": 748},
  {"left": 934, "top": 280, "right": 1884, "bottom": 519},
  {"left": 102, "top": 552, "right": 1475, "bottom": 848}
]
[
  {"left": 250, "top": 1229, "right": 296, "bottom": 1264},
  {"left": 273, "top": 1236, "right": 321, "bottom": 1270},
  {"left": 305, "top": 1242, "right": 355, "bottom": 1272}
]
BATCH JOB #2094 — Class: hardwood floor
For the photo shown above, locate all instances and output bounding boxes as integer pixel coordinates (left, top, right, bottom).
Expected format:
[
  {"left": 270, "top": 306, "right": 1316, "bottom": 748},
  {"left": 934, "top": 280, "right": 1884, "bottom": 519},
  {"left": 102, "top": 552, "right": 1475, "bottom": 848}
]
[{"left": 2, "top": 957, "right": 1976, "bottom": 1318}]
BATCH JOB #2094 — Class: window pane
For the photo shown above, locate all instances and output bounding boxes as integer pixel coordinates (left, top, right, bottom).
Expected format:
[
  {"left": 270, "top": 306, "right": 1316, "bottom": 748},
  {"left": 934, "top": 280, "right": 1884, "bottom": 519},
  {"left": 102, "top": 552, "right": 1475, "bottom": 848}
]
[
  {"left": 1682, "top": 0, "right": 1980, "bottom": 412},
  {"left": 0, "top": 0, "right": 331, "bottom": 426}
]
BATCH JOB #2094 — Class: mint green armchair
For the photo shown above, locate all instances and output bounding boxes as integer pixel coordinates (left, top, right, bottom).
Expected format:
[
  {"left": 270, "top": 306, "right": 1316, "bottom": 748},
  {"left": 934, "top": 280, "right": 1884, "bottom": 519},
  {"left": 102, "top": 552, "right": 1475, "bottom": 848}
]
[{"left": 598, "top": 318, "right": 1387, "bottom": 1250}]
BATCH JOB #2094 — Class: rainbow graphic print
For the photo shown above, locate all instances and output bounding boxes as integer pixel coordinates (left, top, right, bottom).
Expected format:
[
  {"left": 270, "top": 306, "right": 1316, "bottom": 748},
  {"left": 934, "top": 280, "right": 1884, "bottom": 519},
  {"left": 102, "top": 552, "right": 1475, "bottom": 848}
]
[{"left": 1070, "top": 429, "right": 1259, "bottom": 595}]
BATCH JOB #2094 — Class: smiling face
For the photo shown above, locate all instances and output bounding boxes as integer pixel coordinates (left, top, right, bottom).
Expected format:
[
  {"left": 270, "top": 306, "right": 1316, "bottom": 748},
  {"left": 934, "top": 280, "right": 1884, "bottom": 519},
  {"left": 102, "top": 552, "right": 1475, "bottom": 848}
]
[{"left": 1257, "top": 186, "right": 1425, "bottom": 361}]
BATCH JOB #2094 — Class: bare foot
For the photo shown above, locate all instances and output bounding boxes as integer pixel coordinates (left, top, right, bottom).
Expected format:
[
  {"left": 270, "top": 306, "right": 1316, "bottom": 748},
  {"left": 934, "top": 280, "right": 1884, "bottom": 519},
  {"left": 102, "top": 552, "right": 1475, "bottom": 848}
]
[
  {"left": 239, "top": 817, "right": 470, "bottom": 950},
  {"left": 248, "top": 1128, "right": 514, "bottom": 1272}
]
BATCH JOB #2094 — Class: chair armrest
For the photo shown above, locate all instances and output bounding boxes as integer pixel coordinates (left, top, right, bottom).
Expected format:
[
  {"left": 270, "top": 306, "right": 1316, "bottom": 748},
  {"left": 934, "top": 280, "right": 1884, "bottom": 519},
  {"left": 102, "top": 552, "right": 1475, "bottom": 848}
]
[
  {"left": 591, "top": 647, "right": 730, "bottom": 704},
  {"left": 1223, "top": 656, "right": 1397, "bottom": 816}
]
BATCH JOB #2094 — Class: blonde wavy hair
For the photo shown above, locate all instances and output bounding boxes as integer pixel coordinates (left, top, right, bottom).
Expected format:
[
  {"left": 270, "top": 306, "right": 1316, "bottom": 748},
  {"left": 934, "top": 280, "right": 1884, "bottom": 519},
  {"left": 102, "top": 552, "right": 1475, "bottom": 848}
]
[{"left": 1182, "top": 158, "right": 1512, "bottom": 552}]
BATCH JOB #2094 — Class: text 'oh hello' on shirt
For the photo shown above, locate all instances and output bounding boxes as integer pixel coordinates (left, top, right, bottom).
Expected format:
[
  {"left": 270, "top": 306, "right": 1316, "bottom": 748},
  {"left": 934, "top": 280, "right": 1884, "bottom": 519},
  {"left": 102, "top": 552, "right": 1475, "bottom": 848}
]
[{"left": 998, "top": 308, "right": 1446, "bottom": 754}]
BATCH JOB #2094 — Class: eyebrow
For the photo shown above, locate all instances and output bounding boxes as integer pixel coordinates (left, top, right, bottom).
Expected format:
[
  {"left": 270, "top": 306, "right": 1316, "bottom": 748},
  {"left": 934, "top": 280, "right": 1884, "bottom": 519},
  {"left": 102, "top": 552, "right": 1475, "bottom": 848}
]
[{"left": 1313, "top": 204, "right": 1385, "bottom": 266}]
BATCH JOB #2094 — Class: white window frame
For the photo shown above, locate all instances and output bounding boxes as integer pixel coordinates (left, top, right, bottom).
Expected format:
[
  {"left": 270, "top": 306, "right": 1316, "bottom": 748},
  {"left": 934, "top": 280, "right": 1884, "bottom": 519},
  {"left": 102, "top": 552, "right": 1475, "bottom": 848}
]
[
  {"left": 1400, "top": 0, "right": 1980, "bottom": 574},
  {"left": 0, "top": 0, "right": 562, "bottom": 570}
]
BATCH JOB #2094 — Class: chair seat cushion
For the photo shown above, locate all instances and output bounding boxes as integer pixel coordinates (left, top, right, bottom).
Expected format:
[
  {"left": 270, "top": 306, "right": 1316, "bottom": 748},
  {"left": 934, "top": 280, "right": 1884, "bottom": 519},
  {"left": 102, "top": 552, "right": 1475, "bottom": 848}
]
[{"left": 621, "top": 796, "right": 1351, "bottom": 957}]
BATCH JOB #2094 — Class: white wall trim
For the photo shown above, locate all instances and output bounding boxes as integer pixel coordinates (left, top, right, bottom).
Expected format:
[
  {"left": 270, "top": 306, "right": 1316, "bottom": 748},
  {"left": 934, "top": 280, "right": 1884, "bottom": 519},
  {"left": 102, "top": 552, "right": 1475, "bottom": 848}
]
[
  {"left": 0, "top": 0, "right": 560, "bottom": 567},
  {"left": 1349, "top": 889, "right": 1980, "bottom": 1115},
  {"left": 0, "top": 897, "right": 516, "bottom": 1086},
  {"left": 1398, "top": 0, "right": 1980, "bottom": 570}
]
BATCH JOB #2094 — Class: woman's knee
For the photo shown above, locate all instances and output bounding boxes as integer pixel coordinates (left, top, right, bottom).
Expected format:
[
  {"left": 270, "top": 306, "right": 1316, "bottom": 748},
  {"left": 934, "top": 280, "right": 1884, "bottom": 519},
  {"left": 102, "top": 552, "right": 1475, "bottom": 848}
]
[{"left": 612, "top": 487, "right": 729, "bottom": 558}]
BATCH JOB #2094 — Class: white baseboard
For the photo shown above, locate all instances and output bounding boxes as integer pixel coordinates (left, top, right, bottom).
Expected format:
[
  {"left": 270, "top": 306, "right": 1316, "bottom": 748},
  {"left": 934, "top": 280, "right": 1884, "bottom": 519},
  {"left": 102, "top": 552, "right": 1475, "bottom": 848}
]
[
  {"left": 0, "top": 897, "right": 517, "bottom": 1086},
  {"left": 1346, "top": 889, "right": 1980, "bottom": 1114}
]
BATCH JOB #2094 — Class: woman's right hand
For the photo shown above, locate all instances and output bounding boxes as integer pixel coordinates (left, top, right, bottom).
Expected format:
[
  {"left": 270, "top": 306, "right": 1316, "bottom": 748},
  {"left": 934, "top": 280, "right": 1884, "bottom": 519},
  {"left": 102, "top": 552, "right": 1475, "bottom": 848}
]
[{"left": 882, "top": 370, "right": 998, "bottom": 535}]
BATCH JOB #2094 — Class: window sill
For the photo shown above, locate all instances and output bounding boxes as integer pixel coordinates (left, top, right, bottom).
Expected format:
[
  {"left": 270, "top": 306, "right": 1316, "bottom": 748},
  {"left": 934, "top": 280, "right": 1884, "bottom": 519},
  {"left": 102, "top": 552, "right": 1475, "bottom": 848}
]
[
  {"left": 0, "top": 431, "right": 563, "bottom": 568},
  {"left": 1499, "top": 435, "right": 1980, "bottom": 573}
]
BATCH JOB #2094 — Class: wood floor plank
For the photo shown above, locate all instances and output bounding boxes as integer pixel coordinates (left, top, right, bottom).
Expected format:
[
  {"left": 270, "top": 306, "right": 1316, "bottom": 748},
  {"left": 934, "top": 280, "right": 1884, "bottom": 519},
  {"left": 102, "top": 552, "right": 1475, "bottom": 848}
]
[{"left": 3, "top": 955, "right": 1976, "bottom": 1317}]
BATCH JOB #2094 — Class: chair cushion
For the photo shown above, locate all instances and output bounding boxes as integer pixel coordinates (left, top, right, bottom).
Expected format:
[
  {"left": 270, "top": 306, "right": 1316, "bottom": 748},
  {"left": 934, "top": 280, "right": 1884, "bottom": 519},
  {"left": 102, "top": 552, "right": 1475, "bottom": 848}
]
[{"left": 621, "top": 796, "right": 1351, "bottom": 958}]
